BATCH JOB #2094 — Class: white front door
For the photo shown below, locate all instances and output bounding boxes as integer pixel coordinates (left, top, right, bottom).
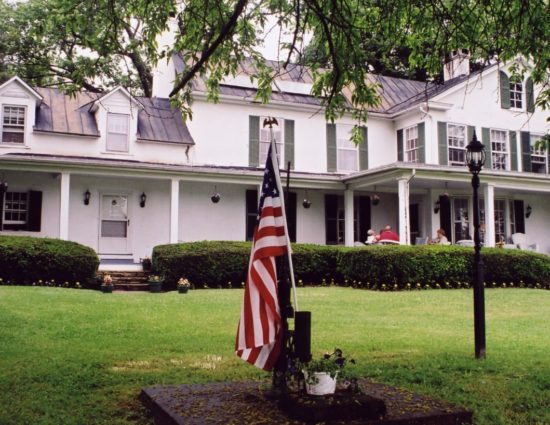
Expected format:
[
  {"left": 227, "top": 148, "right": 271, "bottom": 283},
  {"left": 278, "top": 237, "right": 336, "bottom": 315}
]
[{"left": 98, "top": 194, "right": 131, "bottom": 255}]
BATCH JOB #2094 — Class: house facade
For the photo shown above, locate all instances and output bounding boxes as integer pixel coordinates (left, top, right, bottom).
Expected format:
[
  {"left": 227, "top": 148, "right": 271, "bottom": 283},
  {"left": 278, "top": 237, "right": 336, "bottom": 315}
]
[{"left": 0, "top": 52, "right": 549, "bottom": 263}]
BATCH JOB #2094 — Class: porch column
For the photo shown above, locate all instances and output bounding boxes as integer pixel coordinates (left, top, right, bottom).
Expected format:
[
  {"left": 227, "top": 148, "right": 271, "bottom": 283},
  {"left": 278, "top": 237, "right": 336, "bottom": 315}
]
[
  {"left": 398, "top": 178, "right": 410, "bottom": 245},
  {"left": 59, "top": 172, "right": 70, "bottom": 240},
  {"left": 170, "top": 178, "right": 179, "bottom": 243},
  {"left": 344, "top": 188, "right": 354, "bottom": 246},
  {"left": 483, "top": 184, "right": 495, "bottom": 247}
]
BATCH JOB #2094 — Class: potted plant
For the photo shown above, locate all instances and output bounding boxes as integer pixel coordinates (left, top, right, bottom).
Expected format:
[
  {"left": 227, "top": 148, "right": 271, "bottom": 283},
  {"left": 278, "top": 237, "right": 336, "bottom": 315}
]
[
  {"left": 148, "top": 275, "right": 163, "bottom": 293},
  {"left": 177, "top": 278, "right": 191, "bottom": 294},
  {"left": 101, "top": 274, "right": 114, "bottom": 293},
  {"left": 298, "top": 349, "right": 355, "bottom": 396},
  {"left": 141, "top": 256, "right": 152, "bottom": 271}
]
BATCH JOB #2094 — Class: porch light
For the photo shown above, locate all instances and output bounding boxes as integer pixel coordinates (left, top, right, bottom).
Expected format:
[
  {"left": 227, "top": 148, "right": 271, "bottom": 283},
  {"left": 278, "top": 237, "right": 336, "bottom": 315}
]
[
  {"left": 140, "top": 192, "right": 147, "bottom": 208},
  {"left": 466, "top": 130, "right": 486, "bottom": 360},
  {"left": 211, "top": 186, "right": 221, "bottom": 204},
  {"left": 302, "top": 189, "right": 311, "bottom": 209},
  {"left": 84, "top": 190, "right": 91, "bottom": 205},
  {"left": 525, "top": 205, "right": 532, "bottom": 218},
  {"left": 0, "top": 181, "right": 7, "bottom": 192},
  {"left": 371, "top": 194, "right": 380, "bottom": 206},
  {"left": 433, "top": 199, "right": 440, "bottom": 214}
]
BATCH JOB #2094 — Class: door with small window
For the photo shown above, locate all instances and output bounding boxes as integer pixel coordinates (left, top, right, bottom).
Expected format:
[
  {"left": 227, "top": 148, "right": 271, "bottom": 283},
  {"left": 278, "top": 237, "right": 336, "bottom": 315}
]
[{"left": 98, "top": 194, "right": 131, "bottom": 254}]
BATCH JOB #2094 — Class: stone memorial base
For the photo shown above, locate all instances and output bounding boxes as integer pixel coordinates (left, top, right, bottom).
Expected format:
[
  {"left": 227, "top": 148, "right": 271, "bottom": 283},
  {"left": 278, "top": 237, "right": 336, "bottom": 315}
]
[{"left": 140, "top": 379, "right": 473, "bottom": 425}]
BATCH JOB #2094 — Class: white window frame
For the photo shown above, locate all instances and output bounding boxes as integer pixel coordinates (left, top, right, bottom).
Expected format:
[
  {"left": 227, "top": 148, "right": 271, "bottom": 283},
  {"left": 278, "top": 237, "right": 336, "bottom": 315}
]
[
  {"left": 404, "top": 125, "right": 419, "bottom": 163},
  {"left": 509, "top": 81, "right": 523, "bottom": 109},
  {"left": 447, "top": 123, "right": 467, "bottom": 166},
  {"left": 259, "top": 116, "right": 284, "bottom": 166},
  {"left": 530, "top": 134, "right": 546, "bottom": 174},
  {"left": 3, "top": 191, "right": 28, "bottom": 225},
  {"left": 490, "top": 129, "right": 509, "bottom": 170},
  {"left": 336, "top": 124, "right": 358, "bottom": 172},
  {"left": 1, "top": 105, "right": 26, "bottom": 145},
  {"left": 106, "top": 113, "right": 130, "bottom": 153},
  {"left": 494, "top": 199, "right": 506, "bottom": 243}
]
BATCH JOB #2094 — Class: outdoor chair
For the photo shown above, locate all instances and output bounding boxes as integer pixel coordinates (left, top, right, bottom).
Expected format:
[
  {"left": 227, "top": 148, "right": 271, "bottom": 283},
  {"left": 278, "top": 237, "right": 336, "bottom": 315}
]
[
  {"left": 354, "top": 241, "right": 366, "bottom": 247},
  {"left": 378, "top": 239, "right": 400, "bottom": 245},
  {"left": 511, "top": 233, "right": 539, "bottom": 252},
  {"left": 415, "top": 236, "right": 429, "bottom": 245},
  {"left": 456, "top": 239, "right": 475, "bottom": 247}
]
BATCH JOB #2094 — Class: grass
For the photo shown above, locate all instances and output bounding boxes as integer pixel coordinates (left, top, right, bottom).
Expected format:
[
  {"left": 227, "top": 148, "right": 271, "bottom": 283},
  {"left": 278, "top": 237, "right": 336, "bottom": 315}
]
[{"left": 0, "top": 287, "right": 549, "bottom": 425}]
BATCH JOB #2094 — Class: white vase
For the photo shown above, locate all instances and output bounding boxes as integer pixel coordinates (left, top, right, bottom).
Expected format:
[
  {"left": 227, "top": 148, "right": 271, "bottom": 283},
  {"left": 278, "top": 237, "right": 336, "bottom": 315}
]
[{"left": 303, "top": 371, "right": 338, "bottom": 395}]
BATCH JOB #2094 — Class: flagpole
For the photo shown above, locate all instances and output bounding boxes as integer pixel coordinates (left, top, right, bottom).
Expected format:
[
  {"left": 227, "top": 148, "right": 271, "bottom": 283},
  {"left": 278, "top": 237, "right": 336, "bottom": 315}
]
[{"left": 267, "top": 120, "right": 299, "bottom": 312}]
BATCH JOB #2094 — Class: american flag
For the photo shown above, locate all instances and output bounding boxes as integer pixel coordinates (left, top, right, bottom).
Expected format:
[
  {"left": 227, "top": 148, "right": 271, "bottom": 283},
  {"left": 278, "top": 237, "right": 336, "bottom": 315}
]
[{"left": 235, "top": 141, "right": 288, "bottom": 371}]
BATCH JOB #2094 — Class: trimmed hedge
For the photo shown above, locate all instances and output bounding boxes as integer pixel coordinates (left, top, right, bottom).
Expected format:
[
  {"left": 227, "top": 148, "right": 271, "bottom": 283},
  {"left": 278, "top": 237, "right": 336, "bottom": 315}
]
[
  {"left": 153, "top": 241, "right": 550, "bottom": 290},
  {"left": 0, "top": 235, "right": 99, "bottom": 287}
]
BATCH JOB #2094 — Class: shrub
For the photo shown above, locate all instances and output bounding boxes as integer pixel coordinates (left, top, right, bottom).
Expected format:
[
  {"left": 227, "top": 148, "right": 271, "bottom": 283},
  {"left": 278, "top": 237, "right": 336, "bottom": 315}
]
[
  {"left": 0, "top": 235, "right": 99, "bottom": 287},
  {"left": 152, "top": 242, "right": 550, "bottom": 290}
]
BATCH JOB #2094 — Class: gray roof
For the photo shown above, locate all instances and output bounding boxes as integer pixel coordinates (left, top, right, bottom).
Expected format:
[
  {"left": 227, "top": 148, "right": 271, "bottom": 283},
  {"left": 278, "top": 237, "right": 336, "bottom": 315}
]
[
  {"left": 33, "top": 87, "right": 194, "bottom": 144},
  {"left": 177, "top": 54, "right": 494, "bottom": 114}
]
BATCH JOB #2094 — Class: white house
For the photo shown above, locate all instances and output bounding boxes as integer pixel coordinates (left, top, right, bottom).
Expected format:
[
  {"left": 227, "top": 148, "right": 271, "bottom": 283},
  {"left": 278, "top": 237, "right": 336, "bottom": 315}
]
[{"left": 0, "top": 51, "right": 549, "bottom": 264}]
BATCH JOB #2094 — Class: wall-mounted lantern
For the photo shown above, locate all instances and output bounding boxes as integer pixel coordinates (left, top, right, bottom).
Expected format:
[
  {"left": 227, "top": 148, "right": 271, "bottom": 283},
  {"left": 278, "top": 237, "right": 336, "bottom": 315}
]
[{"left": 140, "top": 192, "right": 147, "bottom": 208}]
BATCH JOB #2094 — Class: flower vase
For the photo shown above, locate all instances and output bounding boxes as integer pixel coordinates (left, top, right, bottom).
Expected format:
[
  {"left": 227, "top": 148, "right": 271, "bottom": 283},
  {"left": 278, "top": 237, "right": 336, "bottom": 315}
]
[
  {"left": 149, "top": 281, "right": 163, "bottom": 293},
  {"left": 178, "top": 287, "right": 189, "bottom": 294},
  {"left": 303, "top": 371, "right": 338, "bottom": 395},
  {"left": 100, "top": 285, "right": 113, "bottom": 294}
]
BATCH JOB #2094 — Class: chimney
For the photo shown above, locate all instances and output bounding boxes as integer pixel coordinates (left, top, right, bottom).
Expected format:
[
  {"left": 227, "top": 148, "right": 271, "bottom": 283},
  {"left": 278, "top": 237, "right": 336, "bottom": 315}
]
[{"left": 443, "top": 49, "right": 470, "bottom": 82}]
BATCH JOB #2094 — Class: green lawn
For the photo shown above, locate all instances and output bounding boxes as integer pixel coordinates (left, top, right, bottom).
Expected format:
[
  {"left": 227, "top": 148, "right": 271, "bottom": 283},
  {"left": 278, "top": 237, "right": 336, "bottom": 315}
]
[{"left": 0, "top": 287, "right": 549, "bottom": 425}]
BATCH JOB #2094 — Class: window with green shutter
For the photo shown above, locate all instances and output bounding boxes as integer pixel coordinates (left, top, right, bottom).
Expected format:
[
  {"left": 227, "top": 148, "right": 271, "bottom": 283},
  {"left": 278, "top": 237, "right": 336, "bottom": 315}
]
[
  {"left": 526, "top": 77, "right": 535, "bottom": 113},
  {"left": 500, "top": 71, "right": 511, "bottom": 109},
  {"left": 520, "top": 131, "right": 531, "bottom": 172},
  {"left": 437, "top": 121, "right": 448, "bottom": 165},
  {"left": 397, "top": 129, "right": 403, "bottom": 161},
  {"left": 326, "top": 124, "right": 337, "bottom": 172}
]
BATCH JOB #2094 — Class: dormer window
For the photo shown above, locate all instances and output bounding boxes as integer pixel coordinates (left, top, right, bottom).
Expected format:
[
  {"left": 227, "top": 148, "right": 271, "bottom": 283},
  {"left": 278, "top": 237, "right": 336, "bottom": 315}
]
[
  {"left": 404, "top": 125, "right": 419, "bottom": 163},
  {"left": 106, "top": 113, "right": 129, "bottom": 152},
  {"left": 1, "top": 105, "right": 26, "bottom": 144},
  {"left": 510, "top": 81, "right": 523, "bottom": 109}
]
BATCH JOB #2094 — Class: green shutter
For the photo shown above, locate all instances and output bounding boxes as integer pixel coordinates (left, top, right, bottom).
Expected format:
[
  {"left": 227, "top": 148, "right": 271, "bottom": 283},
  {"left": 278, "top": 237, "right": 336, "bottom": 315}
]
[
  {"left": 509, "top": 131, "right": 518, "bottom": 171},
  {"left": 284, "top": 119, "right": 295, "bottom": 170},
  {"left": 397, "top": 129, "right": 403, "bottom": 161},
  {"left": 482, "top": 127, "right": 492, "bottom": 169},
  {"left": 326, "top": 123, "right": 337, "bottom": 172},
  {"left": 467, "top": 126, "right": 475, "bottom": 146},
  {"left": 500, "top": 71, "right": 510, "bottom": 109},
  {"left": 521, "top": 131, "right": 531, "bottom": 172},
  {"left": 359, "top": 126, "right": 369, "bottom": 170},
  {"left": 249, "top": 116, "right": 260, "bottom": 167},
  {"left": 417, "top": 122, "right": 425, "bottom": 163},
  {"left": 526, "top": 77, "right": 535, "bottom": 113},
  {"left": 438, "top": 121, "right": 448, "bottom": 165}
]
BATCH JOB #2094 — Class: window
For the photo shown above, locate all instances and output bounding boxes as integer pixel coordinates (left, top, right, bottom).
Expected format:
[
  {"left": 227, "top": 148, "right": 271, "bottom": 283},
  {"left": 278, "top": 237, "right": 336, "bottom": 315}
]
[
  {"left": 491, "top": 129, "right": 508, "bottom": 170},
  {"left": 530, "top": 134, "right": 546, "bottom": 174},
  {"left": 510, "top": 81, "right": 523, "bottom": 109},
  {"left": 448, "top": 124, "right": 467, "bottom": 166},
  {"left": 404, "top": 125, "right": 419, "bottom": 163},
  {"left": 259, "top": 117, "right": 283, "bottom": 165},
  {"left": 509, "top": 200, "right": 516, "bottom": 236},
  {"left": 106, "top": 113, "right": 129, "bottom": 152},
  {"left": 337, "top": 124, "right": 358, "bottom": 171},
  {"left": 452, "top": 198, "right": 470, "bottom": 242},
  {"left": 3, "top": 192, "right": 28, "bottom": 224},
  {"left": 1, "top": 106, "right": 26, "bottom": 144}
]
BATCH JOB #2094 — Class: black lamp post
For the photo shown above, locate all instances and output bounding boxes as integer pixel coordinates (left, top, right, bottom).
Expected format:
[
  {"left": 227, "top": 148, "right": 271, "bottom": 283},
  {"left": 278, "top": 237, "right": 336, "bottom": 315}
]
[{"left": 466, "top": 131, "right": 486, "bottom": 359}]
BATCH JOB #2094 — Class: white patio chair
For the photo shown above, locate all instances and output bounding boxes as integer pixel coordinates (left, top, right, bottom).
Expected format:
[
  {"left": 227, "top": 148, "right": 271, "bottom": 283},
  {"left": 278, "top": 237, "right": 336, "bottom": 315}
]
[
  {"left": 415, "top": 236, "right": 429, "bottom": 245},
  {"left": 511, "top": 233, "right": 539, "bottom": 252},
  {"left": 456, "top": 240, "right": 475, "bottom": 247}
]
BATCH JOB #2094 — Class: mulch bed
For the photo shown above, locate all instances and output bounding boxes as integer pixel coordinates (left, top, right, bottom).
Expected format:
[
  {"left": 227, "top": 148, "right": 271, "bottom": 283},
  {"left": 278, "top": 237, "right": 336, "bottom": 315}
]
[{"left": 140, "top": 379, "right": 473, "bottom": 425}]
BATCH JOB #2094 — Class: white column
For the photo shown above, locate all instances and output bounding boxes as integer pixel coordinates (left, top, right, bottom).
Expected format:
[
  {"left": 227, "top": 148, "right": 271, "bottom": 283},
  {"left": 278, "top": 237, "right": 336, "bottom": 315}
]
[
  {"left": 483, "top": 184, "right": 495, "bottom": 247},
  {"left": 344, "top": 188, "right": 354, "bottom": 246},
  {"left": 398, "top": 178, "right": 410, "bottom": 245},
  {"left": 170, "top": 178, "right": 179, "bottom": 243},
  {"left": 59, "top": 172, "right": 70, "bottom": 240}
]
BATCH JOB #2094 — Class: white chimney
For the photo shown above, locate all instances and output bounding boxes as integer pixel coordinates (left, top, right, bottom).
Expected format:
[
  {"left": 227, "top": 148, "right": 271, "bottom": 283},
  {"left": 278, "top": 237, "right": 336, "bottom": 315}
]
[
  {"left": 152, "top": 17, "right": 179, "bottom": 98},
  {"left": 443, "top": 49, "right": 470, "bottom": 81}
]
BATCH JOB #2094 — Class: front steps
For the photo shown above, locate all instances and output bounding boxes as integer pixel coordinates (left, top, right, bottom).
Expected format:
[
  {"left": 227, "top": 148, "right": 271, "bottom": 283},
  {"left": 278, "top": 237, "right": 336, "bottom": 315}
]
[{"left": 101, "top": 270, "right": 151, "bottom": 291}]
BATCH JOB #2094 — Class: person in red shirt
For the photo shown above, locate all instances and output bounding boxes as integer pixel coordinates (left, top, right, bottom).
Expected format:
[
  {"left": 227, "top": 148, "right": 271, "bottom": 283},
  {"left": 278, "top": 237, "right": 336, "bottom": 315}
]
[{"left": 377, "top": 225, "right": 399, "bottom": 242}]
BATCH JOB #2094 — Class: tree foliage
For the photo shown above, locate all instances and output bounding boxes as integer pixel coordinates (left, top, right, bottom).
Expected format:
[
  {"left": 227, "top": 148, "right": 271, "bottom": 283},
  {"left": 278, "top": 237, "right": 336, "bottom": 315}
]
[{"left": 1, "top": 0, "right": 549, "bottom": 132}]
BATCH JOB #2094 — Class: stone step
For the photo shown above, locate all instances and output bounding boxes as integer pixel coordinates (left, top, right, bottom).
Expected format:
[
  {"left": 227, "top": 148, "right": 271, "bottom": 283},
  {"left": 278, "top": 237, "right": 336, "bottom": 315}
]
[{"left": 114, "top": 283, "right": 151, "bottom": 291}]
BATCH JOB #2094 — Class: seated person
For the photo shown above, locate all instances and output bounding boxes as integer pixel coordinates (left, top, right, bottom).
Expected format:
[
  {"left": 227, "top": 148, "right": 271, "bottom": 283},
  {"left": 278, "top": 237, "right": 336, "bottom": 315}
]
[
  {"left": 365, "top": 229, "right": 377, "bottom": 244},
  {"left": 430, "top": 228, "right": 449, "bottom": 245},
  {"left": 377, "top": 225, "right": 399, "bottom": 242}
]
